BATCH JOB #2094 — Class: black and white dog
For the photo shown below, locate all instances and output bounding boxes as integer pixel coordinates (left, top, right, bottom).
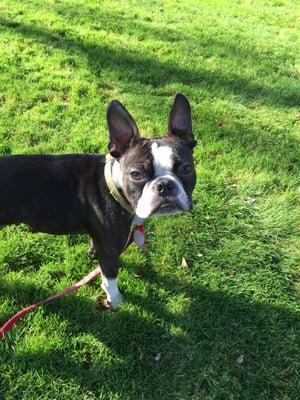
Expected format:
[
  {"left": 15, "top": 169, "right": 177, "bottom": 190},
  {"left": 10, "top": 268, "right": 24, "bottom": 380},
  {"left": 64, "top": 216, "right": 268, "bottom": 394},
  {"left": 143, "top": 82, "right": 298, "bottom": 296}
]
[{"left": 0, "top": 94, "right": 196, "bottom": 308}]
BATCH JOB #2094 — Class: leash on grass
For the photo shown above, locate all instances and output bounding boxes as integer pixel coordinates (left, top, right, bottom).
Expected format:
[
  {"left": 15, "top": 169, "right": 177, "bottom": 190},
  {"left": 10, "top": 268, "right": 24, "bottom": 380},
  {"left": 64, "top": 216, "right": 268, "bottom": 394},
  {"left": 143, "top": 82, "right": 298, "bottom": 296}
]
[
  {"left": 0, "top": 224, "right": 145, "bottom": 340},
  {"left": 0, "top": 266, "right": 102, "bottom": 339}
]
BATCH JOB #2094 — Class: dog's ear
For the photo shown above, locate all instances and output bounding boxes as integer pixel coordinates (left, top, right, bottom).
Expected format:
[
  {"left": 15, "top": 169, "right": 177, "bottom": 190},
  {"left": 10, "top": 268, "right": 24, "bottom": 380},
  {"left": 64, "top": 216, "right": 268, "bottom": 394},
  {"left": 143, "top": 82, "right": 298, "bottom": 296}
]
[
  {"left": 168, "top": 93, "right": 196, "bottom": 150},
  {"left": 107, "top": 100, "right": 140, "bottom": 158}
]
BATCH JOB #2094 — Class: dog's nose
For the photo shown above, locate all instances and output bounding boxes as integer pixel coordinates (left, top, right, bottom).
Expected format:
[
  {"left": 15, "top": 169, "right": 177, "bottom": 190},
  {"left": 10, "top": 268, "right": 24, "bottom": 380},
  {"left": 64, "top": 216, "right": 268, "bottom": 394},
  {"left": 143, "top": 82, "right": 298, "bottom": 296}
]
[{"left": 154, "top": 178, "right": 176, "bottom": 197}]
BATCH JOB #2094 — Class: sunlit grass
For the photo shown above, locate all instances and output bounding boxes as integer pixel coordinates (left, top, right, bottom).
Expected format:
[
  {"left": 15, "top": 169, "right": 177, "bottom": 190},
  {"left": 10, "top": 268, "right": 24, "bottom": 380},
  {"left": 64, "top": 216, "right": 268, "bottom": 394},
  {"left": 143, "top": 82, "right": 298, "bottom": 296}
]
[{"left": 0, "top": 0, "right": 299, "bottom": 399}]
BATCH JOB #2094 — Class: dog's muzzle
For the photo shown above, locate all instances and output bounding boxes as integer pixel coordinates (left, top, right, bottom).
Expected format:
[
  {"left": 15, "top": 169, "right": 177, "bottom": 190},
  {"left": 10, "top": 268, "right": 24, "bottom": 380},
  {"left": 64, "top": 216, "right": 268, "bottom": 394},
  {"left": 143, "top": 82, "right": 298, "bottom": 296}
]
[{"left": 135, "top": 175, "right": 191, "bottom": 218}]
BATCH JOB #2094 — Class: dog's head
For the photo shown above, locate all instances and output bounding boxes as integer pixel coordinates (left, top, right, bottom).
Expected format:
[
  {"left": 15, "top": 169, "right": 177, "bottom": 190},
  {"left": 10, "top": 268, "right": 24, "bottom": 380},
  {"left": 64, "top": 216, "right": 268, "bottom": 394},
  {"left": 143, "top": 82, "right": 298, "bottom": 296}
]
[{"left": 107, "top": 94, "right": 197, "bottom": 219}]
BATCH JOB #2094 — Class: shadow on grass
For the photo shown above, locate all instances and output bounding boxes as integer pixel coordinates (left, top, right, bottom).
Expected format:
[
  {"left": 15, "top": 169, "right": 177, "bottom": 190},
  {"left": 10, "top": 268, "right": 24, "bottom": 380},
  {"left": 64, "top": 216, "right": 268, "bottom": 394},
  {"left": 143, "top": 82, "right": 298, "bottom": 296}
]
[
  {"left": 55, "top": 2, "right": 297, "bottom": 83},
  {"left": 0, "top": 17, "right": 299, "bottom": 109},
  {"left": 0, "top": 264, "right": 298, "bottom": 399},
  {"left": 199, "top": 115, "right": 300, "bottom": 178}
]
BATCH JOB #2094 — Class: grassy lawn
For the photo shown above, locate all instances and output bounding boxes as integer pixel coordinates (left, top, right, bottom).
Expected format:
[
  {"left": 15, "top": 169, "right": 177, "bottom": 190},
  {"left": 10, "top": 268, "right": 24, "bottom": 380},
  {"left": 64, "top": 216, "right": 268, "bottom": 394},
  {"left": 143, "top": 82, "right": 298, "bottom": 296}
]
[{"left": 0, "top": 0, "right": 299, "bottom": 398}]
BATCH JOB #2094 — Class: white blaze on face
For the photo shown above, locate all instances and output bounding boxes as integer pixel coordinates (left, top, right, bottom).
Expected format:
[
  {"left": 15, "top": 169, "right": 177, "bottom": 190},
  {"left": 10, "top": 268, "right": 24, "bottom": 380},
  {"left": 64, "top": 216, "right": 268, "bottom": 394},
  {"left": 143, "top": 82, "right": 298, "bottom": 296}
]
[
  {"left": 135, "top": 142, "right": 190, "bottom": 219},
  {"left": 151, "top": 142, "right": 173, "bottom": 177}
]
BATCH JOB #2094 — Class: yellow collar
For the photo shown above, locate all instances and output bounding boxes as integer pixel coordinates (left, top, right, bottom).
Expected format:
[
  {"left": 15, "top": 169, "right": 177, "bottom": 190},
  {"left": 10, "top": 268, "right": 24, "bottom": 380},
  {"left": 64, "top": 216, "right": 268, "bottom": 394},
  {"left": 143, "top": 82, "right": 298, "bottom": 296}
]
[{"left": 104, "top": 154, "right": 135, "bottom": 214}]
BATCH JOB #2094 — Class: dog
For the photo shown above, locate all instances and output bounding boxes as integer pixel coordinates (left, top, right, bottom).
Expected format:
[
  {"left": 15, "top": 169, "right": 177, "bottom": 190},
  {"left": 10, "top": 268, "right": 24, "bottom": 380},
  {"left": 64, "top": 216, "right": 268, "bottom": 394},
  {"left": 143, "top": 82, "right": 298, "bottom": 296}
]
[{"left": 0, "top": 94, "right": 196, "bottom": 308}]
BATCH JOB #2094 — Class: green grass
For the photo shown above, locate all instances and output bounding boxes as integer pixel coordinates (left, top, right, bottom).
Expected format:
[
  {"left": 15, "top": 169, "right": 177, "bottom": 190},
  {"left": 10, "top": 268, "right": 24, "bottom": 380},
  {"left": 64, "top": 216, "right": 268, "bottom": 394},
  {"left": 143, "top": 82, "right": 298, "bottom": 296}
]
[{"left": 0, "top": 0, "right": 299, "bottom": 398}]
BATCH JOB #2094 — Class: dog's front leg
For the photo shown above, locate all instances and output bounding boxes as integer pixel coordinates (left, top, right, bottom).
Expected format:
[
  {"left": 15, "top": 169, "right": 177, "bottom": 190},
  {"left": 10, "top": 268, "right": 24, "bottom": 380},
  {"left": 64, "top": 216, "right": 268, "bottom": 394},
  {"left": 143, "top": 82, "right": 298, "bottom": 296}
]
[
  {"left": 92, "top": 241, "right": 123, "bottom": 309},
  {"left": 101, "top": 274, "right": 123, "bottom": 309}
]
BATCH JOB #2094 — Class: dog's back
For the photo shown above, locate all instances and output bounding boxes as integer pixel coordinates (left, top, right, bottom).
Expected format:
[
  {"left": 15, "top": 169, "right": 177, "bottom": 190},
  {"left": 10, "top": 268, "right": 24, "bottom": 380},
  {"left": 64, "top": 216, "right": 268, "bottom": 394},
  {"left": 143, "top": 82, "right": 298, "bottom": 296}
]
[{"left": 0, "top": 154, "right": 105, "bottom": 233}]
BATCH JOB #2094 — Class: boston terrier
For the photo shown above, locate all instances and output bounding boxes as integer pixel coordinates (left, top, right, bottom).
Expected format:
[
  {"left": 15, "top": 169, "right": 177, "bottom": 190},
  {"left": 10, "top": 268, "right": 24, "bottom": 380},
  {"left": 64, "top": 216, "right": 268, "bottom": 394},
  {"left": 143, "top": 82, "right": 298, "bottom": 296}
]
[{"left": 0, "top": 94, "right": 196, "bottom": 309}]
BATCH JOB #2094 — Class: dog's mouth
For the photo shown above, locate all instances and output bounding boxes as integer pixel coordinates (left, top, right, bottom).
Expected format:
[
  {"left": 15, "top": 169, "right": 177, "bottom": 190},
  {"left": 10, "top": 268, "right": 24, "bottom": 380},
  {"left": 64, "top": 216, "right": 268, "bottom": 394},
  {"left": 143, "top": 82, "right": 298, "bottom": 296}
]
[
  {"left": 150, "top": 199, "right": 186, "bottom": 217},
  {"left": 133, "top": 183, "right": 193, "bottom": 219}
]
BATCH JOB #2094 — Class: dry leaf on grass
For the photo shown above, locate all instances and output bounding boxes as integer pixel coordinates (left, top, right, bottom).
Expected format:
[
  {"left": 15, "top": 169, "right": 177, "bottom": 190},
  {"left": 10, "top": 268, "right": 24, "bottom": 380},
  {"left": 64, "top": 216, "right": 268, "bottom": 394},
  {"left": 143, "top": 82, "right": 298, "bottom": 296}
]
[
  {"left": 181, "top": 257, "right": 188, "bottom": 268},
  {"left": 245, "top": 196, "right": 256, "bottom": 204},
  {"left": 236, "top": 354, "right": 244, "bottom": 365}
]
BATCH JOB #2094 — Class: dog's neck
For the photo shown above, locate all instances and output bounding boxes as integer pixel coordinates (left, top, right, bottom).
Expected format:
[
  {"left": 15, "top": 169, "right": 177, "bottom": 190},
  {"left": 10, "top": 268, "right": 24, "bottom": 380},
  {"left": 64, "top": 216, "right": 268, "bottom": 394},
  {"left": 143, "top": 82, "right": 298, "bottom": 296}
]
[
  {"left": 104, "top": 155, "right": 135, "bottom": 215},
  {"left": 111, "top": 158, "right": 123, "bottom": 189},
  {"left": 110, "top": 158, "right": 144, "bottom": 225}
]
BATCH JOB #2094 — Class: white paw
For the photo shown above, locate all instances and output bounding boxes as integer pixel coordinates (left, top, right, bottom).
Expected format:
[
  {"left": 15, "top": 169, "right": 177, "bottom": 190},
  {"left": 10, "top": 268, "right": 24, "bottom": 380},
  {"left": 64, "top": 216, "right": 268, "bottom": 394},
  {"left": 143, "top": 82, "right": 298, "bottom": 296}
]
[
  {"left": 109, "top": 291, "right": 123, "bottom": 309},
  {"left": 101, "top": 277, "right": 123, "bottom": 309}
]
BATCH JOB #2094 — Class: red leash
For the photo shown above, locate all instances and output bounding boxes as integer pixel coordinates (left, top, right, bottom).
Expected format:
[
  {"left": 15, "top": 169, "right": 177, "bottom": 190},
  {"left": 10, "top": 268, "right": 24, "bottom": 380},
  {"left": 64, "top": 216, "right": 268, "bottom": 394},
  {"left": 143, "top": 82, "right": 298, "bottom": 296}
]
[
  {"left": 0, "top": 266, "right": 101, "bottom": 339},
  {"left": 0, "top": 224, "right": 145, "bottom": 339}
]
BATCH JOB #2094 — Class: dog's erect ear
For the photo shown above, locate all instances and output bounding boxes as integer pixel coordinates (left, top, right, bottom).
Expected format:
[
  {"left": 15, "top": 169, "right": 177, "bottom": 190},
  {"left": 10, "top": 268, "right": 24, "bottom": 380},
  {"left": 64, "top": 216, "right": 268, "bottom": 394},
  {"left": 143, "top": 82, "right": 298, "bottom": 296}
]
[
  {"left": 107, "top": 100, "right": 140, "bottom": 158},
  {"left": 168, "top": 93, "right": 197, "bottom": 150}
]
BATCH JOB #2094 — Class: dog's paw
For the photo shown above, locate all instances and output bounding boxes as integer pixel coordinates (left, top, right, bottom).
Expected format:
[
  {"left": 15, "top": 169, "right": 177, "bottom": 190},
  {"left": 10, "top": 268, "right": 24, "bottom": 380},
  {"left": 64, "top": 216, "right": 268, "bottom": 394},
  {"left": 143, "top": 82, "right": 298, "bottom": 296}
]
[
  {"left": 98, "top": 293, "right": 123, "bottom": 311},
  {"left": 109, "top": 291, "right": 123, "bottom": 309},
  {"left": 101, "top": 279, "right": 123, "bottom": 310}
]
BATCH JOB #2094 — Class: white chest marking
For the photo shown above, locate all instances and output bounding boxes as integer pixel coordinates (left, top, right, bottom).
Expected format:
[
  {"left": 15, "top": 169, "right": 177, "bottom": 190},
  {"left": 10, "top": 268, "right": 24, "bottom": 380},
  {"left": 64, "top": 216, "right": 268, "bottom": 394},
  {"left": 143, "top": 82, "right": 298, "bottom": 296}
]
[{"left": 151, "top": 143, "right": 174, "bottom": 177}]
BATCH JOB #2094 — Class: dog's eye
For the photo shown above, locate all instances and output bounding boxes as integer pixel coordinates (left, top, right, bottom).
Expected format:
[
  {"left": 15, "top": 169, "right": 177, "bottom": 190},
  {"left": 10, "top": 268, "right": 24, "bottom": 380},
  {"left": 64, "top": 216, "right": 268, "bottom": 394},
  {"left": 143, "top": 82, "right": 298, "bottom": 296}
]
[
  {"left": 130, "top": 171, "right": 143, "bottom": 181},
  {"left": 180, "top": 163, "right": 193, "bottom": 175}
]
